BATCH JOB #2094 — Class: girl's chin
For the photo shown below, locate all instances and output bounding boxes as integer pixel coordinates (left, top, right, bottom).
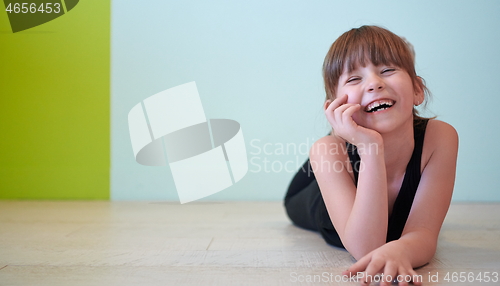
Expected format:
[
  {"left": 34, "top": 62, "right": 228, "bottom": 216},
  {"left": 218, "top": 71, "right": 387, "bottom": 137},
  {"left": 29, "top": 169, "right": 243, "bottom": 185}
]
[{"left": 363, "top": 117, "right": 414, "bottom": 134}]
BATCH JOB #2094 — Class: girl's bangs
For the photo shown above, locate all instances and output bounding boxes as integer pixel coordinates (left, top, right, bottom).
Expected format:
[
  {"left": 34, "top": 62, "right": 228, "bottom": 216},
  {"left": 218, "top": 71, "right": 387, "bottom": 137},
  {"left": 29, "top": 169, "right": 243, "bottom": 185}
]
[{"left": 341, "top": 29, "right": 411, "bottom": 75}]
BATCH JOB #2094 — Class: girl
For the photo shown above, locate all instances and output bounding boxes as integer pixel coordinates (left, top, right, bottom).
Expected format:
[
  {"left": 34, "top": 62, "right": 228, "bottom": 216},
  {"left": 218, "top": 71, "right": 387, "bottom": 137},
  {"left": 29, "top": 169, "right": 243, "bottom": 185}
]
[{"left": 284, "top": 26, "right": 458, "bottom": 286}]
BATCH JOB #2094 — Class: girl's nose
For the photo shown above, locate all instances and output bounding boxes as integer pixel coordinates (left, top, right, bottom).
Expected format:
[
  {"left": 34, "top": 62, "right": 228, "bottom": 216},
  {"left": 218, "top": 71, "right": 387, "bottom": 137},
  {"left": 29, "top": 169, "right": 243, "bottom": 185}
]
[{"left": 366, "top": 76, "right": 385, "bottom": 92}]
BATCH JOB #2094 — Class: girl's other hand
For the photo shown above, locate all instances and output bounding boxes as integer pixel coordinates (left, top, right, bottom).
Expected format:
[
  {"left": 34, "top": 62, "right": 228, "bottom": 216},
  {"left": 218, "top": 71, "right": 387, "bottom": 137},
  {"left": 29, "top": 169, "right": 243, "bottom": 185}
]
[
  {"left": 324, "top": 94, "right": 382, "bottom": 147},
  {"left": 342, "top": 241, "right": 423, "bottom": 286}
]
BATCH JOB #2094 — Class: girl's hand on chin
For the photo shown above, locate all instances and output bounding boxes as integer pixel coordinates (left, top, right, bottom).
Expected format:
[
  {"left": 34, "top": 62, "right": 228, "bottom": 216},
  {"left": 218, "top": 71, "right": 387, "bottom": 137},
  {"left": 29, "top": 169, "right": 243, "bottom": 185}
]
[{"left": 325, "top": 94, "right": 382, "bottom": 147}]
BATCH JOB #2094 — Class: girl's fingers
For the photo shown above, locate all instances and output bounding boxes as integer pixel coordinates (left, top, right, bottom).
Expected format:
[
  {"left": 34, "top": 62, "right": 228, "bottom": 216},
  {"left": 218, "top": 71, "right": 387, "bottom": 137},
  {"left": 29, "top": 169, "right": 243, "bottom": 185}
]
[
  {"left": 362, "top": 259, "right": 385, "bottom": 285},
  {"left": 381, "top": 262, "right": 398, "bottom": 286},
  {"left": 409, "top": 269, "right": 422, "bottom": 286},
  {"left": 326, "top": 94, "right": 348, "bottom": 113},
  {"left": 395, "top": 266, "right": 423, "bottom": 286},
  {"left": 392, "top": 267, "right": 422, "bottom": 286},
  {"left": 333, "top": 103, "right": 357, "bottom": 125},
  {"left": 399, "top": 267, "right": 422, "bottom": 286},
  {"left": 343, "top": 254, "right": 371, "bottom": 277},
  {"left": 342, "top": 104, "right": 361, "bottom": 125},
  {"left": 327, "top": 95, "right": 349, "bottom": 122},
  {"left": 394, "top": 268, "right": 406, "bottom": 286},
  {"left": 324, "top": 94, "right": 363, "bottom": 144},
  {"left": 396, "top": 267, "right": 410, "bottom": 286},
  {"left": 325, "top": 103, "right": 354, "bottom": 129}
]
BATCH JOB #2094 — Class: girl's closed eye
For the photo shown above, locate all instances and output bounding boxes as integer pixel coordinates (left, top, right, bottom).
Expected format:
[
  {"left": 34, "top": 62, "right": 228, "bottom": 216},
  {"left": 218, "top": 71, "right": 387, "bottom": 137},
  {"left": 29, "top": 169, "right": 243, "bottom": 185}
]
[
  {"left": 382, "top": 68, "right": 396, "bottom": 74},
  {"left": 346, "top": 77, "right": 361, "bottom": 83}
]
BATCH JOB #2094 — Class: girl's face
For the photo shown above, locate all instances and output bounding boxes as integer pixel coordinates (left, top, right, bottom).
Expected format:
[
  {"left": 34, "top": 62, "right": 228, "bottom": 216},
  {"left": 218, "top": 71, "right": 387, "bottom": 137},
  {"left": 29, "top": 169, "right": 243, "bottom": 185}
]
[{"left": 336, "top": 61, "right": 423, "bottom": 134}]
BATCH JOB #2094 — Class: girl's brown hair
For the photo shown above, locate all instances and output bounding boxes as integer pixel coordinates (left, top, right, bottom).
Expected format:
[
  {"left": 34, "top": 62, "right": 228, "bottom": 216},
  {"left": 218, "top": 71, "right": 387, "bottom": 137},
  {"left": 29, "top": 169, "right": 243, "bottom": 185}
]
[{"left": 322, "top": 25, "right": 430, "bottom": 119}]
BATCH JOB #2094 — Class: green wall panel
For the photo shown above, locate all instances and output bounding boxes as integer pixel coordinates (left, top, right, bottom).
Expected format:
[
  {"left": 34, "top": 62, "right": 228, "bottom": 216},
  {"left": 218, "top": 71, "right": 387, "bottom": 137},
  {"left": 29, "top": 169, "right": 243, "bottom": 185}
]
[{"left": 0, "top": 0, "right": 110, "bottom": 199}]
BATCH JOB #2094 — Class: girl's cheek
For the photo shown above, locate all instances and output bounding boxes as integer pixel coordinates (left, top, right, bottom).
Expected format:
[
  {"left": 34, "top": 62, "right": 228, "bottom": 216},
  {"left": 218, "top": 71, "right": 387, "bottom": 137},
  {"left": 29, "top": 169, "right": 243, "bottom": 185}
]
[
  {"left": 347, "top": 97, "right": 361, "bottom": 105},
  {"left": 344, "top": 89, "right": 361, "bottom": 104}
]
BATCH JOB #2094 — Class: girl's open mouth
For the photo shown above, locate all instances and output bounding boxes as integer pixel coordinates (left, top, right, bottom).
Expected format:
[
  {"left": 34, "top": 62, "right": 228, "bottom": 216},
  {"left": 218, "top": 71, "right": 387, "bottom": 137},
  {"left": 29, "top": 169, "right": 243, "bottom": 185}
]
[{"left": 364, "top": 99, "right": 395, "bottom": 113}]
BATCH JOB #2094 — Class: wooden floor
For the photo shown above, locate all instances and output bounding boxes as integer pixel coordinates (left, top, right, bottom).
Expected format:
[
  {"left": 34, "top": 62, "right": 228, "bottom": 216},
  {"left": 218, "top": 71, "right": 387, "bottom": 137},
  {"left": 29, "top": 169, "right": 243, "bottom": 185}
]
[{"left": 0, "top": 201, "right": 499, "bottom": 286}]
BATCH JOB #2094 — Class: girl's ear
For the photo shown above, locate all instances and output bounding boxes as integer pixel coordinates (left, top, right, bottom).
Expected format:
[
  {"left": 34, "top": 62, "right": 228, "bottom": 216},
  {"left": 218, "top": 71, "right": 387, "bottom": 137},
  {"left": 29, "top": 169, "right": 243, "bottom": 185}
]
[{"left": 414, "top": 77, "right": 425, "bottom": 106}]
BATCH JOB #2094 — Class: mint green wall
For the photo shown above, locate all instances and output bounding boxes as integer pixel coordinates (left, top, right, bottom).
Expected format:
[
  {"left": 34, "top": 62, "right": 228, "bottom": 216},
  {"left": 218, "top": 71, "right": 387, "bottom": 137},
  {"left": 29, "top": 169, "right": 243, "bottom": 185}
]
[
  {"left": 0, "top": 1, "right": 110, "bottom": 199},
  {"left": 111, "top": 0, "right": 500, "bottom": 202}
]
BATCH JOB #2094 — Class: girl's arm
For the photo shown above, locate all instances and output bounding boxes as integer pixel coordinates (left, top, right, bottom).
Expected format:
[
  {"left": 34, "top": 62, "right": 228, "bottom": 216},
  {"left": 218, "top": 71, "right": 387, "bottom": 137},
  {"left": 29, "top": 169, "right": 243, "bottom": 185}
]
[
  {"left": 310, "top": 135, "right": 388, "bottom": 258},
  {"left": 344, "top": 120, "right": 458, "bottom": 285},
  {"left": 310, "top": 94, "right": 391, "bottom": 258}
]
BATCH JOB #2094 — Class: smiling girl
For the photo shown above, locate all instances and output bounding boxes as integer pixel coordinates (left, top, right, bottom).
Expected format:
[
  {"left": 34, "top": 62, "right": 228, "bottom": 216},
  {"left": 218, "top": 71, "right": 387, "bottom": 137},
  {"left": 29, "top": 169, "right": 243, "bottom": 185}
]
[{"left": 284, "top": 26, "right": 458, "bottom": 286}]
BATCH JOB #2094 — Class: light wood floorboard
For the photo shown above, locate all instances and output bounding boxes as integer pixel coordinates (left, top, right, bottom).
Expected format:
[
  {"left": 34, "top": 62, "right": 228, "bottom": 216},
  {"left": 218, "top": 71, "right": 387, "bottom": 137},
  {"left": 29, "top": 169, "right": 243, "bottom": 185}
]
[{"left": 0, "top": 201, "right": 499, "bottom": 285}]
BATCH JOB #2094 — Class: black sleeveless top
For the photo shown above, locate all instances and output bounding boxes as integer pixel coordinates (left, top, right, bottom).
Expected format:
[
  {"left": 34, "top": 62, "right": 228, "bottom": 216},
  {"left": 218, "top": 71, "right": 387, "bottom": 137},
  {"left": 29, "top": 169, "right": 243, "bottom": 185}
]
[{"left": 316, "top": 119, "right": 429, "bottom": 248}]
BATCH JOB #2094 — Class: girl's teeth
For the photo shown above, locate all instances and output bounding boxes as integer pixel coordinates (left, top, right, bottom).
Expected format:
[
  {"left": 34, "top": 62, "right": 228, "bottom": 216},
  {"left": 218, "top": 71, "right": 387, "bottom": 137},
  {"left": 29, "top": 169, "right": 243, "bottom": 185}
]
[{"left": 366, "top": 100, "right": 394, "bottom": 112}]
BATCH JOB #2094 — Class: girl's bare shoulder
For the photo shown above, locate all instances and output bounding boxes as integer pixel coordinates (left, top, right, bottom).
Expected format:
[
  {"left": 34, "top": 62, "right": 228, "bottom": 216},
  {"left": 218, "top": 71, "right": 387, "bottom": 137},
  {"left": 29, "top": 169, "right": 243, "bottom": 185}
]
[
  {"left": 422, "top": 119, "right": 459, "bottom": 170},
  {"left": 309, "top": 133, "right": 348, "bottom": 159},
  {"left": 425, "top": 119, "right": 459, "bottom": 146}
]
